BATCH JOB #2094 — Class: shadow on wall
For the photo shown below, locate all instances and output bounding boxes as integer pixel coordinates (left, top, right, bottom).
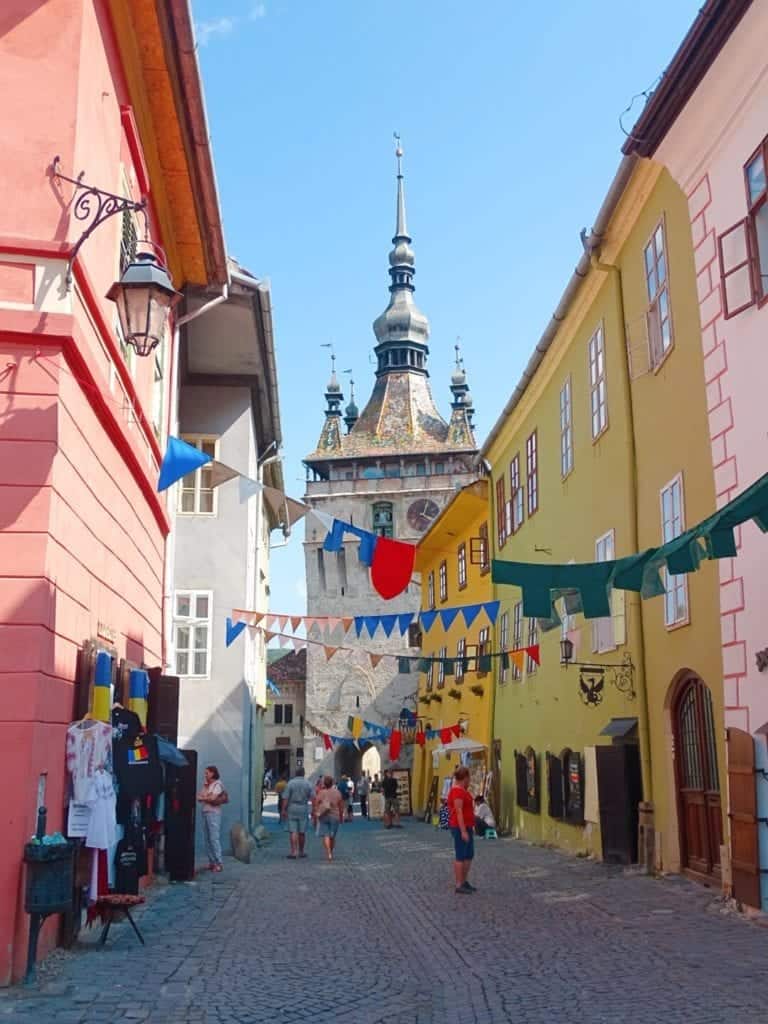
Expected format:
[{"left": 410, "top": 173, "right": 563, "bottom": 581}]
[{"left": 180, "top": 676, "right": 257, "bottom": 855}]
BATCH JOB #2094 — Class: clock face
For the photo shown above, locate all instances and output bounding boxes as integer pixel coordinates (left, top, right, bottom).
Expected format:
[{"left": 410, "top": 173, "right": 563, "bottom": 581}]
[{"left": 407, "top": 498, "right": 440, "bottom": 532}]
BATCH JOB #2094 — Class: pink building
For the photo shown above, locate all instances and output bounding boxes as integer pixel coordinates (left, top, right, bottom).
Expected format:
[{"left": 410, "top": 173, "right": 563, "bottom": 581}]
[
  {"left": 625, "top": 0, "right": 768, "bottom": 906},
  {"left": 0, "top": 0, "right": 226, "bottom": 982}
]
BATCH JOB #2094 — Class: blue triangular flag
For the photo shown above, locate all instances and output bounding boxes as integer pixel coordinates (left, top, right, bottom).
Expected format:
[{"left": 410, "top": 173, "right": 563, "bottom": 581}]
[
  {"left": 440, "top": 607, "right": 461, "bottom": 630},
  {"left": 158, "top": 436, "right": 212, "bottom": 492},
  {"left": 354, "top": 616, "right": 365, "bottom": 638},
  {"left": 462, "top": 603, "right": 483, "bottom": 628},
  {"left": 398, "top": 613, "right": 415, "bottom": 635},
  {"left": 483, "top": 600, "right": 501, "bottom": 624},
  {"left": 226, "top": 617, "right": 246, "bottom": 647},
  {"left": 364, "top": 615, "right": 380, "bottom": 637},
  {"left": 420, "top": 610, "right": 439, "bottom": 632},
  {"left": 380, "top": 614, "right": 398, "bottom": 638}
]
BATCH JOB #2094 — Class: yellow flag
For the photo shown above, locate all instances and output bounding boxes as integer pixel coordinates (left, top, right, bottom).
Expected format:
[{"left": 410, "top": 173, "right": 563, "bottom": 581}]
[{"left": 351, "top": 717, "right": 363, "bottom": 740}]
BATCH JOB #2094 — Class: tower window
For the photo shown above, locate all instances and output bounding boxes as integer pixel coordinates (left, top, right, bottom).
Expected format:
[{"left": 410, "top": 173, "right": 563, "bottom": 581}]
[{"left": 372, "top": 501, "right": 394, "bottom": 538}]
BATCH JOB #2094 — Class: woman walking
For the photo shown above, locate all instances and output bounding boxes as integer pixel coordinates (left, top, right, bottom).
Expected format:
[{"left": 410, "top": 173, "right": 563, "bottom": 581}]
[
  {"left": 197, "top": 764, "right": 226, "bottom": 872},
  {"left": 312, "top": 775, "right": 345, "bottom": 862},
  {"left": 447, "top": 765, "right": 476, "bottom": 894}
]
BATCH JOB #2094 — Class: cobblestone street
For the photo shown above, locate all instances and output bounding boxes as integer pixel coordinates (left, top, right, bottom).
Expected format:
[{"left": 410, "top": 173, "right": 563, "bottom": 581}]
[{"left": 5, "top": 811, "right": 768, "bottom": 1024}]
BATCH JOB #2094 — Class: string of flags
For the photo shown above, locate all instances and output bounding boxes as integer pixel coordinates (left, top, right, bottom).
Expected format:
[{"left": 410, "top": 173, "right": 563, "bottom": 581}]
[
  {"left": 306, "top": 717, "right": 466, "bottom": 762},
  {"left": 225, "top": 618, "right": 540, "bottom": 672},
  {"left": 229, "top": 600, "right": 502, "bottom": 638}
]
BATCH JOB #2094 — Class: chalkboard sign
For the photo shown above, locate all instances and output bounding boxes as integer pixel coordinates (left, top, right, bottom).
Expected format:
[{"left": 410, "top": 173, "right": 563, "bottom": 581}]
[
  {"left": 567, "top": 752, "right": 584, "bottom": 823},
  {"left": 391, "top": 768, "right": 412, "bottom": 816}
]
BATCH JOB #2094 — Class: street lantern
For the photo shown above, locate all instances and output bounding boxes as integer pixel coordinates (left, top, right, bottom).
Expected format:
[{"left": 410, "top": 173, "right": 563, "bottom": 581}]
[
  {"left": 560, "top": 636, "right": 574, "bottom": 666},
  {"left": 107, "top": 252, "right": 180, "bottom": 357}
]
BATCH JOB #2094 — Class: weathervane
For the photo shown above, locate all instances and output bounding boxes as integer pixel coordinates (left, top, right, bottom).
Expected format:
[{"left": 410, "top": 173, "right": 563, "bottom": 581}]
[{"left": 394, "top": 132, "right": 403, "bottom": 175}]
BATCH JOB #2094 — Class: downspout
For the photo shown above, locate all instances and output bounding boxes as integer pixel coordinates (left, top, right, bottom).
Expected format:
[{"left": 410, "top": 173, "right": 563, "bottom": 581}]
[{"left": 590, "top": 250, "right": 655, "bottom": 825}]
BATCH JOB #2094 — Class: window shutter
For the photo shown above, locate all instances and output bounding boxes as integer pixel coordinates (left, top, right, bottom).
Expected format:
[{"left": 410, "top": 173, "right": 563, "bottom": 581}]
[
  {"left": 147, "top": 668, "right": 181, "bottom": 745},
  {"left": 625, "top": 316, "right": 651, "bottom": 380},
  {"left": 612, "top": 588, "right": 626, "bottom": 647},
  {"left": 547, "top": 753, "right": 564, "bottom": 819},
  {"left": 718, "top": 218, "right": 757, "bottom": 318},
  {"left": 528, "top": 752, "right": 540, "bottom": 814},
  {"left": 565, "top": 752, "right": 585, "bottom": 825},
  {"left": 515, "top": 752, "right": 527, "bottom": 808},
  {"left": 496, "top": 478, "right": 506, "bottom": 546},
  {"left": 470, "top": 537, "right": 484, "bottom": 565}
]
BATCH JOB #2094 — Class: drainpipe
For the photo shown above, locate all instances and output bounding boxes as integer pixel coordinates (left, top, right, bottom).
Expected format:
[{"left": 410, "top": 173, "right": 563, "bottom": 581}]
[
  {"left": 590, "top": 250, "right": 655, "bottom": 863},
  {"left": 162, "top": 284, "right": 229, "bottom": 673}
]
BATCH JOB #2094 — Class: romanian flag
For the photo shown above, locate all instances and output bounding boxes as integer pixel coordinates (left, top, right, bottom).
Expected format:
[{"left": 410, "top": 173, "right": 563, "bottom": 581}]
[{"left": 128, "top": 743, "right": 149, "bottom": 764}]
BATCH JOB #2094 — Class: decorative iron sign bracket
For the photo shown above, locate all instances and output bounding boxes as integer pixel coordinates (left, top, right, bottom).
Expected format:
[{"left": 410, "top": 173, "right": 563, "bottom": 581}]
[{"left": 565, "top": 654, "right": 636, "bottom": 707}]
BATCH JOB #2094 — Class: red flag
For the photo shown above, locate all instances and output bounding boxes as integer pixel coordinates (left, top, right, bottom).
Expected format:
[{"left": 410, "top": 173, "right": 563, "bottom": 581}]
[
  {"left": 440, "top": 727, "right": 452, "bottom": 744},
  {"left": 526, "top": 644, "right": 541, "bottom": 666},
  {"left": 416, "top": 730, "right": 426, "bottom": 747},
  {"left": 323, "top": 734, "right": 333, "bottom": 750},
  {"left": 371, "top": 536, "right": 416, "bottom": 600},
  {"left": 389, "top": 730, "right": 402, "bottom": 761},
  {"left": 451, "top": 723, "right": 461, "bottom": 737}
]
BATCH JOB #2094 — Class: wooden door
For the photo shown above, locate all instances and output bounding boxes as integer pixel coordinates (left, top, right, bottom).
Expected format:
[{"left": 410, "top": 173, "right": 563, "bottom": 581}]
[
  {"left": 147, "top": 668, "right": 181, "bottom": 744},
  {"left": 674, "top": 677, "right": 722, "bottom": 881},
  {"left": 596, "top": 745, "right": 640, "bottom": 864},
  {"left": 727, "top": 727, "right": 760, "bottom": 908}
]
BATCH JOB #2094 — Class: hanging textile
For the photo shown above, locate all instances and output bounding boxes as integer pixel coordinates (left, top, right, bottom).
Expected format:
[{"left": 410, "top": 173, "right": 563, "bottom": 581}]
[{"left": 371, "top": 537, "right": 416, "bottom": 600}]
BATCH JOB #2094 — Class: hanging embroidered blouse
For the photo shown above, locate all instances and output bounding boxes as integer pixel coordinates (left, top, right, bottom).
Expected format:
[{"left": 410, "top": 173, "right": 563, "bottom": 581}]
[{"left": 66, "top": 720, "right": 113, "bottom": 803}]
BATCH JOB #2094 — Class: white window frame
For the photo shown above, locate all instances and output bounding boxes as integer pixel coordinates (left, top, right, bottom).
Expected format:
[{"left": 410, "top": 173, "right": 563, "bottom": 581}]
[
  {"left": 644, "top": 217, "right": 674, "bottom": 368},
  {"left": 510, "top": 454, "right": 524, "bottom": 532},
  {"left": 661, "top": 474, "right": 689, "bottom": 628},
  {"left": 178, "top": 435, "right": 219, "bottom": 516},
  {"left": 173, "top": 589, "right": 213, "bottom": 678},
  {"left": 560, "top": 375, "right": 573, "bottom": 478},
  {"left": 437, "top": 646, "right": 447, "bottom": 688},
  {"left": 512, "top": 601, "right": 523, "bottom": 681},
  {"left": 499, "top": 611, "right": 509, "bottom": 684},
  {"left": 456, "top": 637, "right": 467, "bottom": 683},
  {"left": 593, "top": 530, "right": 616, "bottom": 653},
  {"left": 457, "top": 543, "right": 467, "bottom": 590},
  {"left": 427, "top": 571, "right": 435, "bottom": 611},
  {"left": 526, "top": 618, "right": 538, "bottom": 675},
  {"left": 588, "top": 324, "right": 608, "bottom": 440},
  {"left": 152, "top": 339, "right": 166, "bottom": 440}
]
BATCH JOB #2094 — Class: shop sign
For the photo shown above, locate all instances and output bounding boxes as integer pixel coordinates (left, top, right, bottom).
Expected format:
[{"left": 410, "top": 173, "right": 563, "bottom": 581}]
[
  {"left": 97, "top": 622, "right": 117, "bottom": 645},
  {"left": 756, "top": 648, "right": 768, "bottom": 672}
]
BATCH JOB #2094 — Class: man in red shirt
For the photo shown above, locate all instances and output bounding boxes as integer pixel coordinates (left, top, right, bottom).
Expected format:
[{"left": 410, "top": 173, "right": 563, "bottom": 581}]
[{"left": 446, "top": 765, "right": 476, "bottom": 894}]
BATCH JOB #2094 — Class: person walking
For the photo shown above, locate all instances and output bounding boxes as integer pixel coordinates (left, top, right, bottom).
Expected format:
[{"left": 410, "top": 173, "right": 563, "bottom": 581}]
[
  {"left": 274, "top": 772, "right": 288, "bottom": 816},
  {"left": 357, "top": 774, "right": 370, "bottom": 819},
  {"left": 197, "top": 765, "right": 227, "bottom": 872},
  {"left": 382, "top": 769, "right": 402, "bottom": 829},
  {"left": 312, "top": 775, "right": 345, "bottom": 862},
  {"left": 281, "top": 766, "right": 314, "bottom": 859},
  {"left": 447, "top": 766, "right": 476, "bottom": 894}
]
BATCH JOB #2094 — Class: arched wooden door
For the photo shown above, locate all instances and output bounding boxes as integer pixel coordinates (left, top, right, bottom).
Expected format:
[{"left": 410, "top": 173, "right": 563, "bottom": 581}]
[{"left": 674, "top": 675, "right": 723, "bottom": 882}]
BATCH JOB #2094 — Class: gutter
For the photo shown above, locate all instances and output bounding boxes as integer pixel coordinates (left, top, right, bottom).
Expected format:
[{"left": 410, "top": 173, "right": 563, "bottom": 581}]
[
  {"left": 479, "top": 153, "right": 638, "bottom": 460},
  {"left": 162, "top": 0, "right": 229, "bottom": 285}
]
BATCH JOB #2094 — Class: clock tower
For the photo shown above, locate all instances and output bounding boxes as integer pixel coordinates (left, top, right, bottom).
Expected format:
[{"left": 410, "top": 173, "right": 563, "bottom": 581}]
[{"left": 302, "top": 141, "right": 479, "bottom": 782}]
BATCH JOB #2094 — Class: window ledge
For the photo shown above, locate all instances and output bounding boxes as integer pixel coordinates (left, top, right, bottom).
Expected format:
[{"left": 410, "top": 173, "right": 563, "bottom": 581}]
[
  {"left": 665, "top": 616, "right": 691, "bottom": 633},
  {"left": 591, "top": 425, "right": 609, "bottom": 446},
  {"left": 651, "top": 344, "right": 675, "bottom": 375}
]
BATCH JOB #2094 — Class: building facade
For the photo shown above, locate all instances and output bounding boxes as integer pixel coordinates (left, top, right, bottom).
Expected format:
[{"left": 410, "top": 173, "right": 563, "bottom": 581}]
[
  {"left": 483, "top": 156, "right": 723, "bottom": 876},
  {"left": 624, "top": 0, "right": 768, "bottom": 908},
  {"left": 0, "top": 0, "right": 226, "bottom": 982},
  {"left": 303, "top": 148, "right": 478, "bottom": 781},
  {"left": 265, "top": 649, "right": 307, "bottom": 781},
  {"left": 172, "top": 263, "right": 284, "bottom": 845},
  {"left": 411, "top": 481, "right": 493, "bottom": 816}
]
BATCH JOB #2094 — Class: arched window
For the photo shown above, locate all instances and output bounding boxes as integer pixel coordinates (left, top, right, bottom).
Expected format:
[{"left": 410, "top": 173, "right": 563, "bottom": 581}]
[{"left": 372, "top": 501, "right": 394, "bottom": 538}]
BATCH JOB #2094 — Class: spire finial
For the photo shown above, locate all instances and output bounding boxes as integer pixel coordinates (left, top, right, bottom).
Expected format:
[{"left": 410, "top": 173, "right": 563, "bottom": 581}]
[
  {"left": 394, "top": 132, "right": 403, "bottom": 177},
  {"left": 393, "top": 132, "right": 408, "bottom": 239}
]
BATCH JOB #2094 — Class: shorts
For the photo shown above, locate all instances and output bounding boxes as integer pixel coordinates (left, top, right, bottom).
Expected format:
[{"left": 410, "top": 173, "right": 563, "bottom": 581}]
[
  {"left": 384, "top": 797, "right": 399, "bottom": 815},
  {"left": 287, "top": 813, "right": 309, "bottom": 834},
  {"left": 318, "top": 818, "right": 340, "bottom": 839},
  {"left": 451, "top": 826, "right": 475, "bottom": 862}
]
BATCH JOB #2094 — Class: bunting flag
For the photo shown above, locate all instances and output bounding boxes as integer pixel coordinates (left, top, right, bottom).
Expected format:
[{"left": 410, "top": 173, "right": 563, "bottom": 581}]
[
  {"left": 369, "top": 653, "right": 384, "bottom": 669},
  {"left": 421, "top": 610, "right": 439, "bottom": 633},
  {"left": 371, "top": 536, "right": 416, "bottom": 600},
  {"left": 451, "top": 723, "right": 461, "bottom": 737},
  {"left": 462, "top": 603, "right": 483, "bottom": 628},
  {"left": 323, "top": 734, "right": 333, "bottom": 751},
  {"left": 324, "top": 645, "right": 337, "bottom": 661},
  {"left": 291, "top": 615, "right": 302, "bottom": 631},
  {"left": 398, "top": 613, "right": 415, "bottom": 634},
  {"left": 416, "top": 730, "right": 426, "bottom": 747},
  {"left": 389, "top": 730, "right": 402, "bottom": 761},
  {"left": 527, "top": 644, "right": 541, "bottom": 666},
  {"left": 157, "top": 436, "right": 212, "bottom": 491},
  {"left": 225, "top": 617, "right": 247, "bottom": 648},
  {"left": 510, "top": 649, "right": 525, "bottom": 672},
  {"left": 439, "top": 607, "right": 461, "bottom": 630},
  {"left": 440, "top": 727, "right": 452, "bottom": 744},
  {"left": 350, "top": 717, "right": 363, "bottom": 741},
  {"left": 380, "top": 614, "right": 398, "bottom": 638}
]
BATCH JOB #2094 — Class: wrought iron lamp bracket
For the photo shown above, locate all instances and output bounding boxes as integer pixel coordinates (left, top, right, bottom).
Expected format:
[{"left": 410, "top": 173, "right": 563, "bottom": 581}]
[{"left": 52, "top": 157, "right": 147, "bottom": 290}]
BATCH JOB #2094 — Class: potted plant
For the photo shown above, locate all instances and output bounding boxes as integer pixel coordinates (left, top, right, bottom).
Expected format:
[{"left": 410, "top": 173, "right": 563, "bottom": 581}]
[
  {"left": 470, "top": 684, "right": 484, "bottom": 697},
  {"left": 447, "top": 688, "right": 462, "bottom": 700}
]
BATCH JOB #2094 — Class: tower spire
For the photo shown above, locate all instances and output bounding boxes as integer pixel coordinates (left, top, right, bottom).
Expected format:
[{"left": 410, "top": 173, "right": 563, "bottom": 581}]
[{"left": 394, "top": 132, "right": 407, "bottom": 238}]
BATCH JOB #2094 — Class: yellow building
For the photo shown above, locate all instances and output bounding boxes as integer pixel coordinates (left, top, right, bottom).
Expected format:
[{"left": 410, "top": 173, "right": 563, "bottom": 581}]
[
  {"left": 411, "top": 481, "right": 494, "bottom": 816},
  {"left": 483, "top": 158, "right": 724, "bottom": 879}
]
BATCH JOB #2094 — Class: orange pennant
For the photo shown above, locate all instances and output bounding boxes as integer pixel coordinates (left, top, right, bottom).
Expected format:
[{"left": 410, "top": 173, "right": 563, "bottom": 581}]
[
  {"left": 250, "top": 612, "right": 265, "bottom": 626},
  {"left": 369, "top": 653, "right": 384, "bottom": 669},
  {"left": 291, "top": 616, "right": 303, "bottom": 632},
  {"left": 324, "top": 645, "right": 337, "bottom": 661},
  {"left": 265, "top": 630, "right": 276, "bottom": 643},
  {"left": 510, "top": 650, "right": 525, "bottom": 672},
  {"left": 342, "top": 617, "right": 354, "bottom": 633},
  {"left": 278, "top": 615, "right": 288, "bottom": 631}
]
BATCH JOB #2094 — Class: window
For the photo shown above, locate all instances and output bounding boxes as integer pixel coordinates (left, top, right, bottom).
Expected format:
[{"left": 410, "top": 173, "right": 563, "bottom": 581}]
[
  {"left": 173, "top": 591, "right": 212, "bottom": 677},
  {"left": 456, "top": 638, "right": 466, "bottom": 683},
  {"left": 273, "top": 704, "right": 283, "bottom": 725},
  {"left": 510, "top": 454, "right": 524, "bottom": 532},
  {"left": 479, "top": 522, "right": 490, "bottom": 575},
  {"left": 477, "top": 627, "right": 490, "bottom": 678},
  {"left": 526, "top": 431, "right": 538, "bottom": 516},
  {"left": 426, "top": 657, "right": 434, "bottom": 692},
  {"left": 526, "top": 618, "right": 538, "bottom": 675},
  {"left": 372, "top": 501, "right": 393, "bottom": 538},
  {"left": 408, "top": 623, "right": 422, "bottom": 649},
  {"left": 644, "top": 219, "right": 673, "bottom": 366},
  {"left": 439, "top": 560, "right": 448, "bottom": 603},
  {"left": 499, "top": 611, "right": 509, "bottom": 683},
  {"left": 433, "top": 462, "right": 445, "bottom": 475},
  {"left": 661, "top": 475, "right": 689, "bottom": 627},
  {"left": 457, "top": 543, "right": 467, "bottom": 590},
  {"left": 718, "top": 138, "right": 768, "bottom": 316},
  {"left": 427, "top": 571, "right": 435, "bottom": 610},
  {"left": 588, "top": 325, "right": 607, "bottom": 439},
  {"left": 512, "top": 601, "right": 523, "bottom": 681},
  {"left": 496, "top": 476, "right": 507, "bottom": 547},
  {"left": 283, "top": 704, "right": 293, "bottom": 725},
  {"left": 560, "top": 376, "right": 573, "bottom": 477},
  {"left": 119, "top": 208, "right": 138, "bottom": 274},
  {"left": 179, "top": 436, "right": 217, "bottom": 514},
  {"left": 336, "top": 549, "right": 347, "bottom": 591},
  {"left": 593, "top": 531, "right": 616, "bottom": 652},
  {"left": 437, "top": 646, "right": 447, "bottom": 688},
  {"left": 152, "top": 341, "right": 165, "bottom": 439}
]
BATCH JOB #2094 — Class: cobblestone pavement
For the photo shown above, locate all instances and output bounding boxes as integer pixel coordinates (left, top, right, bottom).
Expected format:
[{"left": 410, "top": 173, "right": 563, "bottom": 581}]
[{"left": 5, "top": 808, "right": 768, "bottom": 1023}]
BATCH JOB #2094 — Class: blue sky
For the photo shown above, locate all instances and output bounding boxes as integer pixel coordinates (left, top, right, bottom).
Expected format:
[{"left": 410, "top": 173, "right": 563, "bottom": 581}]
[{"left": 190, "top": 0, "right": 701, "bottom": 616}]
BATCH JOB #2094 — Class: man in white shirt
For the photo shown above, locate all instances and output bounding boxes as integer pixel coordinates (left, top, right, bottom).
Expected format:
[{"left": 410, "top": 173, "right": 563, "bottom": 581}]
[{"left": 473, "top": 795, "right": 496, "bottom": 837}]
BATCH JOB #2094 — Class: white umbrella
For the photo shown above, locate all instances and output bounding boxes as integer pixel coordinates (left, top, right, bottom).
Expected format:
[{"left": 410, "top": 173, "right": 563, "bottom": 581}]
[{"left": 441, "top": 736, "right": 487, "bottom": 754}]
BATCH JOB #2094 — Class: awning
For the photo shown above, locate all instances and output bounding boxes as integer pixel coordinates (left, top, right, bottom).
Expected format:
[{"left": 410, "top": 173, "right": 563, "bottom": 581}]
[{"left": 599, "top": 717, "right": 638, "bottom": 738}]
